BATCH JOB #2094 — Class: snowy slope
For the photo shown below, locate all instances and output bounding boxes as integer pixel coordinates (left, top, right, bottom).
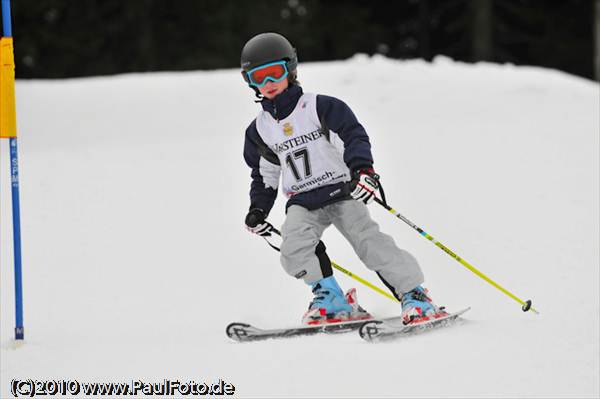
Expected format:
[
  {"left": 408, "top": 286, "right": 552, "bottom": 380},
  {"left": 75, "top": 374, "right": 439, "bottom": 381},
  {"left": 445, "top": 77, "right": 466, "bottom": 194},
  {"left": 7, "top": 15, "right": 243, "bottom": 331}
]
[{"left": 1, "top": 55, "right": 599, "bottom": 398}]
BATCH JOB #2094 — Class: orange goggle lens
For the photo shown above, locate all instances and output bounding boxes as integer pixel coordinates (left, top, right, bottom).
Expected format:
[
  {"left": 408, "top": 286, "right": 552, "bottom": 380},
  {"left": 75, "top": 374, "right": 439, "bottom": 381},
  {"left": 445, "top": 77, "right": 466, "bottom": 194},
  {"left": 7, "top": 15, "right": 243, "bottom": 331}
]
[{"left": 247, "top": 61, "right": 288, "bottom": 87}]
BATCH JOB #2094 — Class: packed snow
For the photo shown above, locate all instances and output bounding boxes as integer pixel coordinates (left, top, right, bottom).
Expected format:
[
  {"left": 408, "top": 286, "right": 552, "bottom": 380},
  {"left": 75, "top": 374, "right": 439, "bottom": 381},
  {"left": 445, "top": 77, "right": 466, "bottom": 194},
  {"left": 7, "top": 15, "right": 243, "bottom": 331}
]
[{"left": 1, "top": 55, "right": 599, "bottom": 397}]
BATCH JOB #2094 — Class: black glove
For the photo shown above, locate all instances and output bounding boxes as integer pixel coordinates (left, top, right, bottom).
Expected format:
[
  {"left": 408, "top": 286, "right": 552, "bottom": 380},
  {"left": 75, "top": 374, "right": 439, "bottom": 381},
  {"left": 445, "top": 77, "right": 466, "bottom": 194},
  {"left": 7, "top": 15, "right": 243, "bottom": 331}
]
[
  {"left": 245, "top": 208, "right": 273, "bottom": 236},
  {"left": 350, "top": 168, "right": 380, "bottom": 204}
]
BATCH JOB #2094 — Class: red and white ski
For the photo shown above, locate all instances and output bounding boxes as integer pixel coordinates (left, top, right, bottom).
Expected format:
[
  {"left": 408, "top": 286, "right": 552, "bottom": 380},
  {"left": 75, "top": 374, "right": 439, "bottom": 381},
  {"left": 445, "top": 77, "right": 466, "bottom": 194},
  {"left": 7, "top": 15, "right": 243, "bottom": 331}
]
[
  {"left": 358, "top": 307, "right": 470, "bottom": 342},
  {"left": 227, "top": 287, "right": 377, "bottom": 342},
  {"left": 226, "top": 317, "right": 377, "bottom": 342}
]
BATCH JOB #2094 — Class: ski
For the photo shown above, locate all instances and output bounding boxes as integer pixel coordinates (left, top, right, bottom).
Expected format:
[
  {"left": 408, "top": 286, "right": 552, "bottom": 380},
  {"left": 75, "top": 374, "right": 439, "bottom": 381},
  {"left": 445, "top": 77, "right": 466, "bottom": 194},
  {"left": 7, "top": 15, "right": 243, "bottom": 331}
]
[
  {"left": 227, "top": 308, "right": 469, "bottom": 342},
  {"left": 358, "top": 307, "right": 471, "bottom": 342},
  {"left": 226, "top": 317, "right": 380, "bottom": 342}
]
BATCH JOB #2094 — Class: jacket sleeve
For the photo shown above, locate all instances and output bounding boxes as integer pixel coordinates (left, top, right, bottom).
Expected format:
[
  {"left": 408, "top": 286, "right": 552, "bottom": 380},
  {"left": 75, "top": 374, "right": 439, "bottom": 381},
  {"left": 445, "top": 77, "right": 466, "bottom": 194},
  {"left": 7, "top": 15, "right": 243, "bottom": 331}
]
[
  {"left": 316, "top": 94, "right": 374, "bottom": 172},
  {"left": 243, "top": 120, "right": 281, "bottom": 215}
]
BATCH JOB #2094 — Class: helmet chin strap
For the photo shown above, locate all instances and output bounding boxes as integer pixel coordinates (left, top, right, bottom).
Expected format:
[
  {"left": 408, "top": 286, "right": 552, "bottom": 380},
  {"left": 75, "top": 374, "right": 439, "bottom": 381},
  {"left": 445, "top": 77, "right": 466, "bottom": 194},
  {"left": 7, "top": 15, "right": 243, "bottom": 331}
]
[{"left": 252, "top": 86, "right": 263, "bottom": 101}]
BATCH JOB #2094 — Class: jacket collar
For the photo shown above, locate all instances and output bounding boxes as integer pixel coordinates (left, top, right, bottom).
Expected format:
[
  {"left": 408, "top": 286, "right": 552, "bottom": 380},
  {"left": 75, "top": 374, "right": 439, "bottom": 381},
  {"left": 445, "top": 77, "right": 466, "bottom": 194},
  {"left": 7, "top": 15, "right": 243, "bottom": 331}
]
[{"left": 260, "top": 84, "right": 303, "bottom": 120}]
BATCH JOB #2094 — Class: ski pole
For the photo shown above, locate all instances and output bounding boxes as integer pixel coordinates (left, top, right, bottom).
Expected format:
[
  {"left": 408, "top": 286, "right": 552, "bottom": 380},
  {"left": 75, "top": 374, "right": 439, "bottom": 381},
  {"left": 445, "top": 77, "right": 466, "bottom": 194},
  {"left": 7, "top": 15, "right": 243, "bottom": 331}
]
[
  {"left": 263, "top": 226, "right": 400, "bottom": 303},
  {"left": 329, "top": 260, "right": 399, "bottom": 303},
  {"left": 373, "top": 197, "right": 539, "bottom": 314}
]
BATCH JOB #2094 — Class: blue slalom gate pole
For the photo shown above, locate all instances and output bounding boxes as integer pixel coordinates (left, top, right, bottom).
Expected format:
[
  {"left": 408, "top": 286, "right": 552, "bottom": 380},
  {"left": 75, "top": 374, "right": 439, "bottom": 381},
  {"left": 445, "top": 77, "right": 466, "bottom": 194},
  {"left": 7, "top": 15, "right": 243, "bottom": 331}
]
[
  {"left": 1, "top": 0, "right": 9, "bottom": 34},
  {"left": 2, "top": 0, "right": 24, "bottom": 340},
  {"left": 10, "top": 139, "right": 23, "bottom": 340}
]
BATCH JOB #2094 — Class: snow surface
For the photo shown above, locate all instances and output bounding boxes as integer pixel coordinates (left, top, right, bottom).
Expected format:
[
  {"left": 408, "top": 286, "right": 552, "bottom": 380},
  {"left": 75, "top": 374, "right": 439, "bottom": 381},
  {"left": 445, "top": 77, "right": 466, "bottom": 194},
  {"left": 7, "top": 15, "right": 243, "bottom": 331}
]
[{"left": 1, "top": 55, "right": 599, "bottom": 398}]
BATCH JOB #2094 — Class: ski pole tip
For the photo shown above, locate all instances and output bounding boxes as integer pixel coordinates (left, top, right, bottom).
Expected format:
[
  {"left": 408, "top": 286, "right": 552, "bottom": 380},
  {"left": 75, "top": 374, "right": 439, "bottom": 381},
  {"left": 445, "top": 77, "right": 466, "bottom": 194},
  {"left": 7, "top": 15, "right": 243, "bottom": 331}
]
[{"left": 522, "top": 299, "right": 539, "bottom": 315}]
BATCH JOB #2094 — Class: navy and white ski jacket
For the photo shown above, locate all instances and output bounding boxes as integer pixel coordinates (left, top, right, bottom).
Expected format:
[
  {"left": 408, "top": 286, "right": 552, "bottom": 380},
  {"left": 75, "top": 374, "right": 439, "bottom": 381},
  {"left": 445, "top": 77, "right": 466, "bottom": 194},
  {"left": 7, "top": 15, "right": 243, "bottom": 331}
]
[{"left": 243, "top": 84, "right": 373, "bottom": 215}]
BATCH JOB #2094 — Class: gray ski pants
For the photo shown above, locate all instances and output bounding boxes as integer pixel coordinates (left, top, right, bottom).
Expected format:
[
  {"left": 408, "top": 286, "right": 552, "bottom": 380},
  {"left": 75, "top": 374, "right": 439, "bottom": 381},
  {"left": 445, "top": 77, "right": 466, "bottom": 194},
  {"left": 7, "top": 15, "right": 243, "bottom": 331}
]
[{"left": 280, "top": 200, "right": 424, "bottom": 297}]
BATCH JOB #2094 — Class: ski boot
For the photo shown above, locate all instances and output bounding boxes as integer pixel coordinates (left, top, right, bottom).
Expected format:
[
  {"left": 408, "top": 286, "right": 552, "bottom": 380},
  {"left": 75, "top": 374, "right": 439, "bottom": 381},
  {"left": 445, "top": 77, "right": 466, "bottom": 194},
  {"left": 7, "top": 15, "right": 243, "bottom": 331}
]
[
  {"left": 302, "top": 276, "right": 371, "bottom": 325},
  {"left": 400, "top": 286, "right": 445, "bottom": 325}
]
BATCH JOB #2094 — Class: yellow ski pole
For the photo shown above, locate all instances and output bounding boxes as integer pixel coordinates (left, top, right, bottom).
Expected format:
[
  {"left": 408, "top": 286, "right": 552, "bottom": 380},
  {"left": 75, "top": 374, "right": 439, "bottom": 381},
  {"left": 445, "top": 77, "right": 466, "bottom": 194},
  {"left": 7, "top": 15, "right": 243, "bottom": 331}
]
[
  {"left": 264, "top": 226, "right": 399, "bottom": 303},
  {"left": 373, "top": 197, "right": 539, "bottom": 314},
  {"left": 330, "top": 261, "right": 399, "bottom": 303}
]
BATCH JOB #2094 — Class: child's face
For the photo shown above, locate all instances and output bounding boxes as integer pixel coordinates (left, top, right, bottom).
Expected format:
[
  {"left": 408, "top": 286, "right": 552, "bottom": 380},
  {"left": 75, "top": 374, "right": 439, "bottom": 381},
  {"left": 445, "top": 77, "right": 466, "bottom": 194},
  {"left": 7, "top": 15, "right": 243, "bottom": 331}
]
[{"left": 257, "top": 78, "right": 289, "bottom": 100}]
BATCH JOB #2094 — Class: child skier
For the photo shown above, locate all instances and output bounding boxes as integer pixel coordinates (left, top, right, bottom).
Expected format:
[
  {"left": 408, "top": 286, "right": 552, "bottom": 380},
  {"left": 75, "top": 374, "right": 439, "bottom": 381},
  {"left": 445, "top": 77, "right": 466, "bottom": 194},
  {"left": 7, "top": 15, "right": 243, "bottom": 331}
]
[{"left": 241, "top": 32, "right": 441, "bottom": 325}]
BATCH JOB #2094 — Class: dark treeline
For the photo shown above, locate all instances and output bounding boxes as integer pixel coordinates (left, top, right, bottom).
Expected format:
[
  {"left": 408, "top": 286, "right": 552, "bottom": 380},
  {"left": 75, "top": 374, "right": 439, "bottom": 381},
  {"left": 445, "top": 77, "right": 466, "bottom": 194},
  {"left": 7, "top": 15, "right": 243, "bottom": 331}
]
[{"left": 8, "top": 0, "right": 595, "bottom": 80}]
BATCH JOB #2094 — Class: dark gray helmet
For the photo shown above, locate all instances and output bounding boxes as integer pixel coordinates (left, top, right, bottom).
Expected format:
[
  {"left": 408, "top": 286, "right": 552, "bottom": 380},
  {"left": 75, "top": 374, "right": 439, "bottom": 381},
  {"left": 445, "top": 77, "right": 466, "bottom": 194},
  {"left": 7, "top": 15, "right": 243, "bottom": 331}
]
[{"left": 240, "top": 32, "right": 298, "bottom": 80}]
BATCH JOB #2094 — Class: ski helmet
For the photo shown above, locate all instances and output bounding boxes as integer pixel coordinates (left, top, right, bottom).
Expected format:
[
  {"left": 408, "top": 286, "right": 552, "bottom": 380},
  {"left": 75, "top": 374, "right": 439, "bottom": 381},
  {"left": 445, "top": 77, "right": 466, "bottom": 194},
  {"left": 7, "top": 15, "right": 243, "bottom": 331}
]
[{"left": 240, "top": 32, "right": 298, "bottom": 85}]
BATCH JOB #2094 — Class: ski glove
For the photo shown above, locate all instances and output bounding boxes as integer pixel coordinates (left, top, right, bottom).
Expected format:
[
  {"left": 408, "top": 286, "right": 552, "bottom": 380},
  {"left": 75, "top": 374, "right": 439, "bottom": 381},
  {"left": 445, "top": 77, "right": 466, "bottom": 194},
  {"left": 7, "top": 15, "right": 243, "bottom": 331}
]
[
  {"left": 350, "top": 168, "right": 380, "bottom": 205},
  {"left": 245, "top": 208, "right": 273, "bottom": 236}
]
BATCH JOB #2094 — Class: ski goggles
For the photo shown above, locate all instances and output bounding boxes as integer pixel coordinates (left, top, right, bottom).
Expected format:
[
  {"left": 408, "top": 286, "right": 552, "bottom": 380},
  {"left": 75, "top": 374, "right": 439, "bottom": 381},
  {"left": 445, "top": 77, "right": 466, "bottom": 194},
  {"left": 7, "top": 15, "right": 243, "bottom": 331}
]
[{"left": 245, "top": 61, "right": 289, "bottom": 87}]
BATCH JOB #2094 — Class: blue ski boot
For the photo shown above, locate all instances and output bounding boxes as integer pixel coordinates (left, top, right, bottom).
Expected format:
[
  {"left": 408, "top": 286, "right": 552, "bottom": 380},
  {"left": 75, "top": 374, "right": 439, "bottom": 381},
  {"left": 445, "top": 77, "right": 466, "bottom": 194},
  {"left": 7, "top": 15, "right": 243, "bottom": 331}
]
[
  {"left": 302, "top": 276, "right": 370, "bottom": 325},
  {"left": 400, "top": 286, "right": 443, "bottom": 324}
]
